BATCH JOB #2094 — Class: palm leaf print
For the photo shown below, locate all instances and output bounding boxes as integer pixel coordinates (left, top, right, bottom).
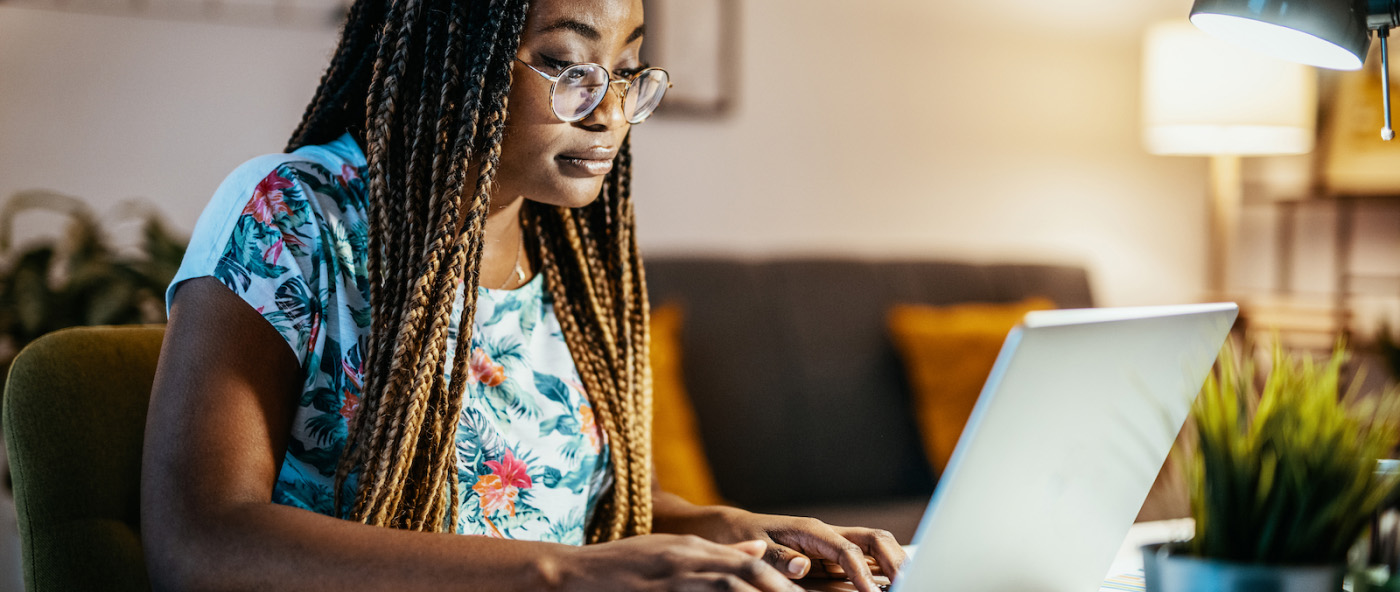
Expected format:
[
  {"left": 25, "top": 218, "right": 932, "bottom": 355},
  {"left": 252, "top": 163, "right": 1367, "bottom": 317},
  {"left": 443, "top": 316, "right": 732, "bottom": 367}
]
[
  {"left": 482, "top": 332, "right": 525, "bottom": 367},
  {"left": 305, "top": 411, "right": 345, "bottom": 446},
  {"left": 558, "top": 438, "right": 586, "bottom": 467},
  {"left": 542, "top": 507, "right": 586, "bottom": 545},
  {"left": 275, "top": 276, "right": 317, "bottom": 323},
  {"left": 538, "top": 413, "right": 581, "bottom": 437},
  {"left": 457, "top": 405, "right": 507, "bottom": 462},
  {"left": 285, "top": 438, "right": 343, "bottom": 477},
  {"left": 213, "top": 251, "right": 252, "bottom": 293},
  {"left": 532, "top": 371, "right": 574, "bottom": 408},
  {"left": 483, "top": 296, "right": 524, "bottom": 326},
  {"left": 484, "top": 377, "right": 542, "bottom": 419},
  {"left": 350, "top": 304, "right": 371, "bottom": 328},
  {"left": 519, "top": 294, "right": 542, "bottom": 336}
]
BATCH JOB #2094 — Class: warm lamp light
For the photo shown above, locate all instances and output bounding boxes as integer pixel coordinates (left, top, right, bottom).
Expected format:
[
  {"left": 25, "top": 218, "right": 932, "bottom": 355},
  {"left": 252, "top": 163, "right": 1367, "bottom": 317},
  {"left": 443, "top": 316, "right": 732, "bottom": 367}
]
[
  {"left": 1143, "top": 22, "right": 1317, "bottom": 156},
  {"left": 1142, "top": 21, "right": 1318, "bottom": 297}
]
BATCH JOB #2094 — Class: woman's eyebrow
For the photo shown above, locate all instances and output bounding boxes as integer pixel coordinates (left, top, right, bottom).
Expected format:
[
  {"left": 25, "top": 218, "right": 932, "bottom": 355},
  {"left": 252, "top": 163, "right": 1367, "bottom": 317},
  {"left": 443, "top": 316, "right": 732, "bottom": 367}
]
[{"left": 537, "top": 18, "right": 645, "bottom": 44}]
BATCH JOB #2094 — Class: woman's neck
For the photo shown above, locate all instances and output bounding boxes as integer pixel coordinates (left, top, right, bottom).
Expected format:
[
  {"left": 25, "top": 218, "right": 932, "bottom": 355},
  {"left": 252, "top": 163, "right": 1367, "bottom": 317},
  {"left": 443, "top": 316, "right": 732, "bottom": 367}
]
[{"left": 480, "top": 194, "right": 531, "bottom": 290}]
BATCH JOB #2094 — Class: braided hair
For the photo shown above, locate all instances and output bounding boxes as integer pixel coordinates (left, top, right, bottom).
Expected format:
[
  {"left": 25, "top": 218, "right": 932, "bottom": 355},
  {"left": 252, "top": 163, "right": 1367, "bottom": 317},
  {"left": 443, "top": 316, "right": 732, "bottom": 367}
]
[{"left": 286, "top": 0, "right": 653, "bottom": 542}]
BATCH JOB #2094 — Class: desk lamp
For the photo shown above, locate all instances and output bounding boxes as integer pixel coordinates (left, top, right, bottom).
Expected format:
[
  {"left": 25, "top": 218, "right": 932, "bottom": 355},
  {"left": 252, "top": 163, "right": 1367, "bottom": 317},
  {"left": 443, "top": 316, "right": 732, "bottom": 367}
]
[{"left": 1191, "top": 0, "right": 1400, "bottom": 140}]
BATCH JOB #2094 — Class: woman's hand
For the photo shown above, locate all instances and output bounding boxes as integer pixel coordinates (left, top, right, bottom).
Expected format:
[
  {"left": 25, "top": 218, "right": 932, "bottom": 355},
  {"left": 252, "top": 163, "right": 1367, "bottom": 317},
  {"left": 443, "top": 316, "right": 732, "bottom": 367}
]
[
  {"left": 562, "top": 534, "right": 804, "bottom": 592},
  {"left": 659, "top": 504, "right": 906, "bottom": 592}
]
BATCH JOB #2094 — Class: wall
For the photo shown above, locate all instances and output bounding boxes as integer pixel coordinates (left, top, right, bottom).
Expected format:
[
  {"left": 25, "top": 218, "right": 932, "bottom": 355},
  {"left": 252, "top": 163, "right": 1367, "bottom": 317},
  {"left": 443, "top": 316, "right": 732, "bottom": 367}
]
[
  {"left": 0, "top": 0, "right": 1207, "bottom": 311},
  {"left": 0, "top": 6, "right": 337, "bottom": 251},
  {"left": 631, "top": 0, "right": 1207, "bottom": 307}
]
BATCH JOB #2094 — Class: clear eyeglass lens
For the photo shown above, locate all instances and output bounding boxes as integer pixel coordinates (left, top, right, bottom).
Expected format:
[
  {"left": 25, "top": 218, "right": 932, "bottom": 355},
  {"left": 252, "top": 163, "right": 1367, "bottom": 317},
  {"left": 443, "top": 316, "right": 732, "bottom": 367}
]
[
  {"left": 552, "top": 64, "right": 609, "bottom": 122},
  {"left": 624, "top": 69, "right": 669, "bottom": 123}
]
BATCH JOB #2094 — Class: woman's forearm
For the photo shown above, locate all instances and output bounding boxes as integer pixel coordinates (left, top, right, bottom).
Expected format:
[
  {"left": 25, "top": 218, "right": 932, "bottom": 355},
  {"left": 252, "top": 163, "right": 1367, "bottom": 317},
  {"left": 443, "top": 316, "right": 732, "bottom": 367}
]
[
  {"left": 650, "top": 489, "right": 748, "bottom": 538},
  {"left": 146, "top": 500, "right": 572, "bottom": 592}
]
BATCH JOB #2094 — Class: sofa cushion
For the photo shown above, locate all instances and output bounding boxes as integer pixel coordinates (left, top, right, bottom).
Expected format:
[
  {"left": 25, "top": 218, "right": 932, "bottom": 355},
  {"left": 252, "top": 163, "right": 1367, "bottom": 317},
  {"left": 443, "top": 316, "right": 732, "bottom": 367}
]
[
  {"left": 887, "top": 297, "right": 1055, "bottom": 474},
  {"left": 644, "top": 257, "right": 1093, "bottom": 508},
  {"left": 650, "top": 304, "right": 726, "bottom": 506}
]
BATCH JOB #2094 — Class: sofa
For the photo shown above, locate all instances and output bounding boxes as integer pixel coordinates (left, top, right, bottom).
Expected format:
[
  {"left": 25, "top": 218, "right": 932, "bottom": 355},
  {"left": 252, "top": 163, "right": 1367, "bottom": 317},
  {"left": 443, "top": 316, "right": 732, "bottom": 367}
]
[{"left": 643, "top": 257, "right": 1097, "bottom": 542}]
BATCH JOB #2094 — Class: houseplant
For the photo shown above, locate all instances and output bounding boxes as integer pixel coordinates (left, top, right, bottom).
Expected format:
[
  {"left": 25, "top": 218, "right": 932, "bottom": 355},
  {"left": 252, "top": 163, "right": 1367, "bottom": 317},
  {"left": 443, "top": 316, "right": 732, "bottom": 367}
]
[
  {"left": 0, "top": 189, "right": 185, "bottom": 363},
  {"left": 1144, "top": 341, "right": 1400, "bottom": 592}
]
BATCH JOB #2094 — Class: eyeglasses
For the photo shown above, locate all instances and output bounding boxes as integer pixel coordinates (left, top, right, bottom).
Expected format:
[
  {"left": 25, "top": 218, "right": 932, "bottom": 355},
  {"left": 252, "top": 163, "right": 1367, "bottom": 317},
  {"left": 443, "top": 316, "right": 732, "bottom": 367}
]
[{"left": 517, "top": 59, "right": 671, "bottom": 124}]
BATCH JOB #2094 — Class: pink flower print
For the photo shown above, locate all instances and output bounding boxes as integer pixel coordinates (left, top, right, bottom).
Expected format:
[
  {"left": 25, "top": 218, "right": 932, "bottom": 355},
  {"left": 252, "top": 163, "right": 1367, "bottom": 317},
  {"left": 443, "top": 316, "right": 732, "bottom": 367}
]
[
  {"left": 263, "top": 238, "right": 284, "bottom": 264},
  {"left": 474, "top": 450, "right": 530, "bottom": 517},
  {"left": 242, "top": 171, "right": 294, "bottom": 226},
  {"left": 485, "top": 449, "right": 533, "bottom": 490},
  {"left": 468, "top": 347, "right": 506, "bottom": 387},
  {"left": 340, "top": 163, "right": 360, "bottom": 183},
  {"left": 306, "top": 312, "right": 321, "bottom": 352},
  {"left": 579, "top": 405, "right": 602, "bottom": 453},
  {"left": 343, "top": 357, "right": 363, "bottom": 390}
]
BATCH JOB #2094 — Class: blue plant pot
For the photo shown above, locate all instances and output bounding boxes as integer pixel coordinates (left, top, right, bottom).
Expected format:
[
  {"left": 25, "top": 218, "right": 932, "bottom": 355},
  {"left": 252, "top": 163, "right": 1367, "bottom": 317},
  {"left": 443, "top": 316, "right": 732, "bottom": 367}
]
[{"left": 1142, "top": 543, "right": 1346, "bottom": 592}]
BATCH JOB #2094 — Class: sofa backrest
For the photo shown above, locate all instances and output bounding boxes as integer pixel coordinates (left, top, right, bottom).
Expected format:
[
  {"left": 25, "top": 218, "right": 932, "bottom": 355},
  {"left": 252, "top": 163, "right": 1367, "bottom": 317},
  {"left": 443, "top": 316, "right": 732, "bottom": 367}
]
[{"left": 644, "top": 257, "right": 1094, "bottom": 508}]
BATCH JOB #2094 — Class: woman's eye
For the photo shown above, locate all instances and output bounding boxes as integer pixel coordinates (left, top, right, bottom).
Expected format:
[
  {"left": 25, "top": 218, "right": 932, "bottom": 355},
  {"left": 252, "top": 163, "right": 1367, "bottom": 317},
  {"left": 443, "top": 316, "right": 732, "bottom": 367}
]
[
  {"left": 614, "top": 64, "right": 649, "bottom": 78},
  {"left": 540, "top": 55, "right": 573, "bottom": 71}
]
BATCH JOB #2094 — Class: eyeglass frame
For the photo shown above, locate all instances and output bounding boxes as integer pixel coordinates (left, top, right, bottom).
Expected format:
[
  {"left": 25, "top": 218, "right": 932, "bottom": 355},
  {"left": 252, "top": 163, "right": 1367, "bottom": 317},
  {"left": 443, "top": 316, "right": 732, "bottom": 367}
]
[{"left": 517, "top": 58, "right": 672, "bottom": 124}]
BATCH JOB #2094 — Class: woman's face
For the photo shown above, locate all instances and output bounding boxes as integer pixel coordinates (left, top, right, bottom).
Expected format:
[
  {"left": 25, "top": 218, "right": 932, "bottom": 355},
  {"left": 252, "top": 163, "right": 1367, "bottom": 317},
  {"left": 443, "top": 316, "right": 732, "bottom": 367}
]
[{"left": 492, "top": 0, "right": 645, "bottom": 209}]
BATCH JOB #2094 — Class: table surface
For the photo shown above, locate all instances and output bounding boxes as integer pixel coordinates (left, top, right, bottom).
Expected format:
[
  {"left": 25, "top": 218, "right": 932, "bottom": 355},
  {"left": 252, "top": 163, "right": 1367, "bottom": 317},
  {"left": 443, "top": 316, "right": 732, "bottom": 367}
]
[{"left": 799, "top": 519, "right": 1195, "bottom": 592}]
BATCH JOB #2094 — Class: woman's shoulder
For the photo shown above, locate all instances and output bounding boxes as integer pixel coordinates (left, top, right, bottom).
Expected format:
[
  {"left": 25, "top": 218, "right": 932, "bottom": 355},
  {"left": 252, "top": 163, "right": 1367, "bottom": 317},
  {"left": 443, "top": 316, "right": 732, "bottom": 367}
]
[
  {"left": 214, "top": 134, "right": 368, "bottom": 219},
  {"left": 185, "top": 136, "right": 367, "bottom": 247},
  {"left": 166, "top": 134, "right": 371, "bottom": 362}
]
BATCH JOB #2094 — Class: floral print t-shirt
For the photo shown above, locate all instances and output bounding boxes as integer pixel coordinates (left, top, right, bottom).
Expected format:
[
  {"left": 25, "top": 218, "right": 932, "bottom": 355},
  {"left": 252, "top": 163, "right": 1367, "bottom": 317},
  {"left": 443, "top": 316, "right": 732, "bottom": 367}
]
[{"left": 167, "top": 132, "right": 612, "bottom": 543}]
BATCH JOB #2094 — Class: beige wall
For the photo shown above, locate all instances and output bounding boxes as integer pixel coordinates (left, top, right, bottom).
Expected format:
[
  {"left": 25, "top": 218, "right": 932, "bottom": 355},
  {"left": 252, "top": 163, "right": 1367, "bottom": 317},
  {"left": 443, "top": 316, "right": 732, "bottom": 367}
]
[
  {"left": 0, "top": 0, "right": 1212, "bottom": 308},
  {"left": 631, "top": 0, "right": 1208, "bottom": 307}
]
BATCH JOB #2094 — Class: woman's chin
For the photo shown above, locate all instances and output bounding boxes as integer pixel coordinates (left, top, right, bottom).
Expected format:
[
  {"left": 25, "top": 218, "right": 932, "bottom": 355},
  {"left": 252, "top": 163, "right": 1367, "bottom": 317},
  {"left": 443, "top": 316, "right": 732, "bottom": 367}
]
[{"left": 531, "top": 179, "right": 607, "bottom": 210}]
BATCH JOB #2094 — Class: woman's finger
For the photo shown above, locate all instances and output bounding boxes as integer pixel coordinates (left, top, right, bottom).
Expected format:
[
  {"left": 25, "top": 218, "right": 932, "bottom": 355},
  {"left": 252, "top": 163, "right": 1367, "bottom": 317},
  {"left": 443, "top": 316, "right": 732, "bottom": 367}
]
[
  {"left": 729, "top": 539, "right": 769, "bottom": 558},
  {"left": 836, "top": 526, "right": 907, "bottom": 582},
  {"left": 689, "top": 539, "right": 803, "bottom": 592},
  {"left": 775, "top": 520, "right": 879, "bottom": 592},
  {"left": 761, "top": 541, "right": 812, "bottom": 579}
]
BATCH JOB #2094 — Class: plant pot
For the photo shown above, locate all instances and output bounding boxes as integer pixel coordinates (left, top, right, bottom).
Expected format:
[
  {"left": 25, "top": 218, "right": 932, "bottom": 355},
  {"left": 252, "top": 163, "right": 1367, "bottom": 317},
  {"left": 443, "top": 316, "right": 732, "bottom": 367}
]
[{"left": 1142, "top": 542, "right": 1346, "bottom": 592}]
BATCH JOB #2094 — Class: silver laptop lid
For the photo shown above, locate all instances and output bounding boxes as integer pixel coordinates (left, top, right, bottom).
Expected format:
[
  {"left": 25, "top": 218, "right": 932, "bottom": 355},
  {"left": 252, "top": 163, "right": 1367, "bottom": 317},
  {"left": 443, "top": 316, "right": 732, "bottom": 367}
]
[{"left": 895, "top": 303, "right": 1237, "bottom": 592}]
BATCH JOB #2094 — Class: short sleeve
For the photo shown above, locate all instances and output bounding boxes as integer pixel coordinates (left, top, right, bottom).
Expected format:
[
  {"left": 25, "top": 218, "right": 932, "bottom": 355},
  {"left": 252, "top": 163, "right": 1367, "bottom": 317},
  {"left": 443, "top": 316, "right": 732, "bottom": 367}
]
[{"left": 167, "top": 157, "right": 327, "bottom": 367}]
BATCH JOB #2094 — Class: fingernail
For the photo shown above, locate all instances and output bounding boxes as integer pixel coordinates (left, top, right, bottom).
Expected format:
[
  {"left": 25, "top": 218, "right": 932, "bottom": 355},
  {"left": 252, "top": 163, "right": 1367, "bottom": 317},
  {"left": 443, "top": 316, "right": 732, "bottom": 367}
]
[{"left": 788, "top": 556, "right": 810, "bottom": 576}]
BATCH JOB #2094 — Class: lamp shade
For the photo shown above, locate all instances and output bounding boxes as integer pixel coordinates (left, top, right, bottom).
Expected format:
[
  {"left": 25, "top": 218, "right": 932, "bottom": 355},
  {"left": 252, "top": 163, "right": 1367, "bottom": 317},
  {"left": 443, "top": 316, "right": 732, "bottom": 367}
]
[
  {"left": 1189, "top": 0, "right": 1370, "bottom": 70},
  {"left": 1142, "top": 21, "right": 1318, "bottom": 156}
]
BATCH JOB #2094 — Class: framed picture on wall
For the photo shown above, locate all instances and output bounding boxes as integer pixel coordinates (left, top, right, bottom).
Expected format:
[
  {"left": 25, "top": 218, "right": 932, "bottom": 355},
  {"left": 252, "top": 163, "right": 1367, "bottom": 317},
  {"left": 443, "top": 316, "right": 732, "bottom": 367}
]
[
  {"left": 1319, "top": 41, "right": 1400, "bottom": 196},
  {"left": 640, "top": 0, "right": 740, "bottom": 117}
]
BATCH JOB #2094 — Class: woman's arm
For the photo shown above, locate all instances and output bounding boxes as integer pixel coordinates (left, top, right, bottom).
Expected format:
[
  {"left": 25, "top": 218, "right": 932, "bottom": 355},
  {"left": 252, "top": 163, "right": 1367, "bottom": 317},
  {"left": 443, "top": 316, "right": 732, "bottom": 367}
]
[{"left": 141, "top": 278, "right": 800, "bottom": 592}]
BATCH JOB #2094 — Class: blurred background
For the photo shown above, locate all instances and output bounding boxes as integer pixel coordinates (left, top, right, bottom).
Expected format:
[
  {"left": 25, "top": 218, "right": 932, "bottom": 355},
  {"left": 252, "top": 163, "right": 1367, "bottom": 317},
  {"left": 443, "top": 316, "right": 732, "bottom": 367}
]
[{"left": 4, "top": 0, "right": 1400, "bottom": 588}]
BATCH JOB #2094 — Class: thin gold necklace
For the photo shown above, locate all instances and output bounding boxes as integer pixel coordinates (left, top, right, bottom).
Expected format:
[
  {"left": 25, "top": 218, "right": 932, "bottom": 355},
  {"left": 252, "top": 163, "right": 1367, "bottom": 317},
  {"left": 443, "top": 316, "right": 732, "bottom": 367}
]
[{"left": 497, "top": 228, "right": 526, "bottom": 290}]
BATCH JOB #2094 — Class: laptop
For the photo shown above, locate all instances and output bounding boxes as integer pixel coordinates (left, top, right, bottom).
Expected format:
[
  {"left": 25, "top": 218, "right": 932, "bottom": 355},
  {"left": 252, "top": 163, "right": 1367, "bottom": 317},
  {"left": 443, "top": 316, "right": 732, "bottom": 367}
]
[{"left": 804, "top": 302, "right": 1238, "bottom": 592}]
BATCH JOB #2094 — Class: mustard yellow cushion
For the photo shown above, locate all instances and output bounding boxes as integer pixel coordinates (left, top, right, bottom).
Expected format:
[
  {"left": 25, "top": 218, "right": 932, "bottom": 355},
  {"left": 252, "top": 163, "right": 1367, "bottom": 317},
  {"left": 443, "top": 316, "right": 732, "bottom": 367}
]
[
  {"left": 887, "top": 298, "right": 1055, "bottom": 475},
  {"left": 650, "top": 304, "right": 725, "bottom": 506}
]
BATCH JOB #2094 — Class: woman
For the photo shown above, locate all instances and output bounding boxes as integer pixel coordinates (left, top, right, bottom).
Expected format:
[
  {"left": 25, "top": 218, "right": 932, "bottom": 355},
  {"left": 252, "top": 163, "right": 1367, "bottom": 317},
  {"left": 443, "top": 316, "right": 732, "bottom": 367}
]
[{"left": 141, "top": 0, "right": 906, "bottom": 590}]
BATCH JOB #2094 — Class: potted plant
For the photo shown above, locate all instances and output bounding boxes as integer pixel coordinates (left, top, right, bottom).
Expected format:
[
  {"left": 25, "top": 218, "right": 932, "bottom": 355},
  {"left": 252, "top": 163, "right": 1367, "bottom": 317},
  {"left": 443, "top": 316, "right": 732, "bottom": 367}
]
[
  {"left": 1144, "top": 341, "right": 1400, "bottom": 592},
  {"left": 0, "top": 189, "right": 186, "bottom": 364}
]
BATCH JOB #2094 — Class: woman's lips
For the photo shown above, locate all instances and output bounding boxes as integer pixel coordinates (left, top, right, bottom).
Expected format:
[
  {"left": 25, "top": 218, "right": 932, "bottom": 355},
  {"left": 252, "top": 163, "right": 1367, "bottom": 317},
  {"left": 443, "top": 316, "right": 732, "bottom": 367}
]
[{"left": 556, "top": 147, "right": 617, "bottom": 176}]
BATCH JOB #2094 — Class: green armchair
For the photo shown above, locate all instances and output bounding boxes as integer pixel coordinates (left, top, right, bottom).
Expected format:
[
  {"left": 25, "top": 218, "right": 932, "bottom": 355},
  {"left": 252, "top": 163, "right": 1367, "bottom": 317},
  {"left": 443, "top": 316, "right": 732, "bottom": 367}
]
[{"left": 3, "top": 325, "right": 162, "bottom": 591}]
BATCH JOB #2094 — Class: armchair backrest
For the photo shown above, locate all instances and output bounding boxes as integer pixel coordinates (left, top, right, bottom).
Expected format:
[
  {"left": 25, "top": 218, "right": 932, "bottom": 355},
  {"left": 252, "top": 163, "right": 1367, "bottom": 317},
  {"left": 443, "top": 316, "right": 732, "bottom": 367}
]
[{"left": 3, "top": 325, "right": 163, "bottom": 591}]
